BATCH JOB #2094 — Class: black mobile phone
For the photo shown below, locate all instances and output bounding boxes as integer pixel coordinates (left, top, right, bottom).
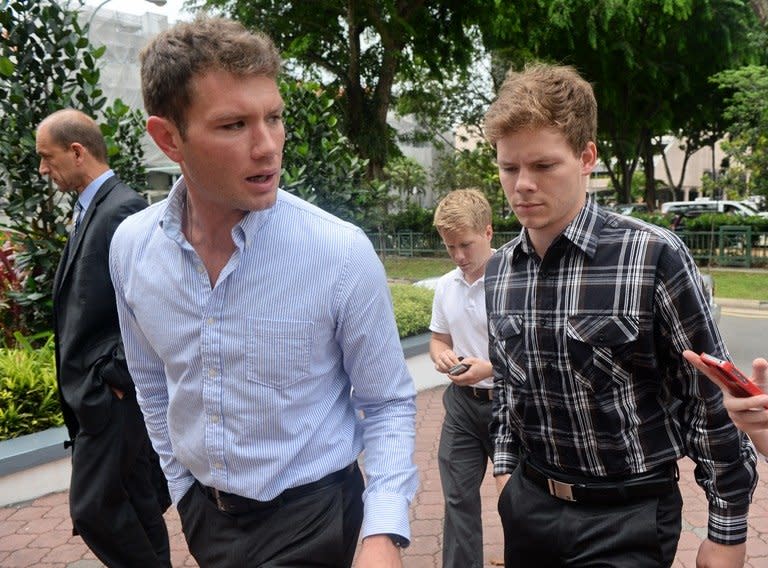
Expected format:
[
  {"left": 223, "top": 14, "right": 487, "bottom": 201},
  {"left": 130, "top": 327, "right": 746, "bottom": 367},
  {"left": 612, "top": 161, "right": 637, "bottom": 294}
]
[{"left": 448, "top": 362, "right": 470, "bottom": 375}]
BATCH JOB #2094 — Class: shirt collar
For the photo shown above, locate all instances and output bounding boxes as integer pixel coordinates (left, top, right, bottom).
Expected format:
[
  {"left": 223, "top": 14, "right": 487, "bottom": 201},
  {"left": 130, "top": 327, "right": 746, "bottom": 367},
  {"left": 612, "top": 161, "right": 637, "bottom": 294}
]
[
  {"left": 159, "top": 177, "right": 277, "bottom": 247},
  {"left": 78, "top": 169, "right": 113, "bottom": 213},
  {"left": 509, "top": 197, "right": 605, "bottom": 261}
]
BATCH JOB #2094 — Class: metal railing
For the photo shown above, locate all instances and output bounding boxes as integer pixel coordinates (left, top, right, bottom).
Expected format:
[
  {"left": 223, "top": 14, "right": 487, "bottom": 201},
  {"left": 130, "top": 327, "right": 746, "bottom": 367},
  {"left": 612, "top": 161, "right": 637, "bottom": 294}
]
[{"left": 367, "top": 228, "right": 768, "bottom": 268}]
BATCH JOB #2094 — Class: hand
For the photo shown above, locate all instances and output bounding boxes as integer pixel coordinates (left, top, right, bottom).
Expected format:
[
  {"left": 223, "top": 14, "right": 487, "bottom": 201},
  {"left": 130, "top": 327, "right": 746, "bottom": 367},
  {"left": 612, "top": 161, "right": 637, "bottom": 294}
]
[
  {"left": 447, "top": 357, "right": 494, "bottom": 387},
  {"left": 356, "top": 535, "right": 402, "bottom": 568},
  {"left": 696, "top": 539, "right": 745, "bottom": 568},
  {"left": 110, "top": 386, "right": 125, "bottom": 399},
  {"left": 683, "top": 351, "right": 768, "bottom": 455},
  {"left": 495, "top": 474, "right": 511, "bottom": 496},
  {"left": 433, "top": 348, "right": 461, "bottom": 374}
]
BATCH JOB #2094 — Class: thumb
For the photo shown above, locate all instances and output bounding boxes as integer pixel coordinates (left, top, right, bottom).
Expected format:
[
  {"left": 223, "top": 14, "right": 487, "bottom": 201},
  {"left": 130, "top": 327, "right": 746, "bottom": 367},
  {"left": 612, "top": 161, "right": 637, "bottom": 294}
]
[{"left": 752, "top": 358, "right": 768, "bottom": 391}]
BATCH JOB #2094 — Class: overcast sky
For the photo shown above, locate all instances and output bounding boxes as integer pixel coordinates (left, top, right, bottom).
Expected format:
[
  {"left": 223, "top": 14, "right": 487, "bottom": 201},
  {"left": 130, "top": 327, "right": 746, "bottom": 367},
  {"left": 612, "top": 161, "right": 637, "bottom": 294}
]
[{"left": 83, "top": 0, "right": 192, "bottom": 22}]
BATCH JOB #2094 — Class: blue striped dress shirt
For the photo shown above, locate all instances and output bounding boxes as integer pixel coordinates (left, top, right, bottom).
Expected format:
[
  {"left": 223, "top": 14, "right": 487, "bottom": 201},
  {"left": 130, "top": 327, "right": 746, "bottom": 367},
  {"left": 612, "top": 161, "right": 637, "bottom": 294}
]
[{"left": 109, "top": 181, "right": 418, "bottom": 541}]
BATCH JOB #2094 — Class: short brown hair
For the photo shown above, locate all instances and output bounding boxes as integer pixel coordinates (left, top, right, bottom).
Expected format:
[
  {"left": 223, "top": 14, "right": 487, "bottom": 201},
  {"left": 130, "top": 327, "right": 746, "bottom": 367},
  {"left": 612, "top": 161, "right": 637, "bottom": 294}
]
[
  {"left": 434, "top": 189, "right": 492, "bottom": 234},
  {"left": 483, "top": 63, "right": 597, "bottom": 155},
  {"left": 38, "top": 109, "right": 107, "bottom": 163},
  {"left": 140, "top": 16, "right": 282, "bottom": 137}
]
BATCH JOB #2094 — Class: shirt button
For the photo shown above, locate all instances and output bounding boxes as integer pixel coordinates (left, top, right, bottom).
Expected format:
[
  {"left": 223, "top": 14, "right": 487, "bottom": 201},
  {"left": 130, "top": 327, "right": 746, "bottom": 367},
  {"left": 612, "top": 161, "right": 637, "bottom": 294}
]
[
  {"left": 208, "top": 368, "right": 218, "bottom": 377},
  {"left": 206, "top": 317, "right": 215, "bottom": 325},
  {"left": 210, "top": 414, "right": 220, "bottom": 424},
  {"left": 213, "top": 462, "right": 223, "bottom": 469},
  {"left": 196, "top": 264, "right": 205, "bottom": 273}
]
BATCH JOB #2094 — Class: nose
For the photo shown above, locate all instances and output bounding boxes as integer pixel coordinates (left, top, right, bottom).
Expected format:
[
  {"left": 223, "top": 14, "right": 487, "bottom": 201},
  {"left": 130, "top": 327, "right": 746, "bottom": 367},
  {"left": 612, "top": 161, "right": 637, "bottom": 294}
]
[
  {"left": 514, "top": 167, "right": 535, "bottom": 192},
  {"left": 250, "top": 121, "right": 283, "bottom": 160},
  {"left": 38, "top": 160, "right": 48, "bottom": 177}
]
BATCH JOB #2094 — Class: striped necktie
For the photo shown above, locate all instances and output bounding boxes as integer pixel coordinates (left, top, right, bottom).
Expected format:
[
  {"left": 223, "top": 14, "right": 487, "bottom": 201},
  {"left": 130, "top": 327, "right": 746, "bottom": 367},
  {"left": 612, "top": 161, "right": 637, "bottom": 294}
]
[{"left": 72, "top": 201, "right": 83, "bottom": 236}]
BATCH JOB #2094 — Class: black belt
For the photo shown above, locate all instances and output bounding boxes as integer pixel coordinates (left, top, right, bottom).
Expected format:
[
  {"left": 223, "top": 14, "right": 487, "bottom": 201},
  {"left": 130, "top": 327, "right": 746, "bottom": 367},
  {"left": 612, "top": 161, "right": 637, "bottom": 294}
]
[
  {"left": 458, "top": 385, "right": 493, "bottom": 401},
  {"left": 522, "top": 461, "right": 678, "bottom": 505},
  {"left": 199, "top": 462, "right": 357, "bottom": 515}
]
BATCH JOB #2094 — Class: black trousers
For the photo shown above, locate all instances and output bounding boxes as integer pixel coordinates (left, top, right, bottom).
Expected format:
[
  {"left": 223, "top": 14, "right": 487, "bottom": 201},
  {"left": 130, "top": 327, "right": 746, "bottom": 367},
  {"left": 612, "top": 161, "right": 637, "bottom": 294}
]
[
  {"left": 177, "top": 463, "right": 365, "bottom": 567},
  {"left": 438, "top": 383, "right": 494, "bottom": 568},
  {"left": 499, "top": 464, "right": 683, "bottom": 567},
  {"left": 69, "top": 394, "right": 171, "bottom": 568}
]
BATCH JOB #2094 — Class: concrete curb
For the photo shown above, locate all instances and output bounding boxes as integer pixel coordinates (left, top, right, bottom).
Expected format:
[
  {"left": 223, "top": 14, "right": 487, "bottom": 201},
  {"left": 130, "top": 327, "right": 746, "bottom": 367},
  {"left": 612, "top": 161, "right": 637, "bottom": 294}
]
[
  {"left": 718, "top": 297, "right": 768, "bottom": 310},
  {"left": 0, "top": 333, "right": 437, "bottom": 507}
]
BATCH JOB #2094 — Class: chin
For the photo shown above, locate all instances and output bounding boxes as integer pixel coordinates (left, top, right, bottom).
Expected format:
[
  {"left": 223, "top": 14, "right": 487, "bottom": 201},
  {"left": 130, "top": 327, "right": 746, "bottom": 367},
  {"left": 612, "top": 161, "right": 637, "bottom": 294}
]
[{"left": 248, "top": 192, "right": 278, "bottom": 211}]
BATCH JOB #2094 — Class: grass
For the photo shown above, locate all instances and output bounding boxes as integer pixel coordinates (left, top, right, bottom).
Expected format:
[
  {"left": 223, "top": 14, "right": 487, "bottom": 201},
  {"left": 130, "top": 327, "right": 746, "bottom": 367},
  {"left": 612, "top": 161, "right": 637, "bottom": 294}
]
[
  {"left": 704, "top": 268, "right": 768, "bottom": 301},
  {"left": 382, "top": 256, "right": 768, "bottom": 302},
  {"left": 382, "top": 255, "right": 453, "bottom": 281}
]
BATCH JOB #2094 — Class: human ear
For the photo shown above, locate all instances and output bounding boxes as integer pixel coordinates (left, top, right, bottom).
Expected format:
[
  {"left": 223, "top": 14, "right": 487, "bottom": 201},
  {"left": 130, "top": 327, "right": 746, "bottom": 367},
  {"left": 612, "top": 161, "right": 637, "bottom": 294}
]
[
  {"left": 146, "top": 116, "right": 183, "bottom": 163},
  {"left": 580, "top": 141, "right": 598, "bottom": 174}
]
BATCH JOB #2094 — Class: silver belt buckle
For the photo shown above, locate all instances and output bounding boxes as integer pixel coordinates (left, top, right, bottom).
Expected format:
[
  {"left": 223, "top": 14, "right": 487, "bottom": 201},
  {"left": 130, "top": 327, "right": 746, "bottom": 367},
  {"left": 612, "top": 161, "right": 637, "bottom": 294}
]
[{"left": 547, "top": 478, "right": 576, "bottom": 501}]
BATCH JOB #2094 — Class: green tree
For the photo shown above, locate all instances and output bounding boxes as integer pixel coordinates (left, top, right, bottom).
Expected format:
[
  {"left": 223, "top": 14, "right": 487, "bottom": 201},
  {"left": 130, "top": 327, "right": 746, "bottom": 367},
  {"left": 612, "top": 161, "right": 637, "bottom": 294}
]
[
  {"left": 710, "top": 64, "right": 768, "bottom": 199},
  {"left": 431, "top": 145, "right": 507, "bottom": 216},
  {"left": 279, "top": 79, "right": 389, "bottom": 230},
  {"left": 0, "top": 0, "right": 146, "bottom": 341},
  {"left": 482, "top": 0, "right": 760, "bottom": 208},
  {"left": 196, "top": 0, "right": 490, "bottom": 178},
  {"left": 383, "top": 156, "right": 428, "bottom": 207}
]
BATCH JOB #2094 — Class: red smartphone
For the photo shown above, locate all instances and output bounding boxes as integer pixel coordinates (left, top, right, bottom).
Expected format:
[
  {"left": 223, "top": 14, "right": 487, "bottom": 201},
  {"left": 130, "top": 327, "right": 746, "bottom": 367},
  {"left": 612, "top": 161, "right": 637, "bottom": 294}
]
[{"left": 700, "top": 353, "right": 766, "bottom": 399}]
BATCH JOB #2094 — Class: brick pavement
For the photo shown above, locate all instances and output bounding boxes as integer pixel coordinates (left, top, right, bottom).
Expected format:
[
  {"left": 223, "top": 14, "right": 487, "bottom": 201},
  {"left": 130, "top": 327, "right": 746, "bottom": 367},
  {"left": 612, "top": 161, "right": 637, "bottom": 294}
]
[{"left": 2, "top": 384, "right": 768, "bottom": 567}]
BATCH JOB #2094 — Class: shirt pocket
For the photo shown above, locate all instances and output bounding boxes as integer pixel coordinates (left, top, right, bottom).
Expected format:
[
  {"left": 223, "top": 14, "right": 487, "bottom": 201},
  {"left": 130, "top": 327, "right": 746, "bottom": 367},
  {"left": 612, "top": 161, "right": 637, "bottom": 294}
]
[
  {"left": 488, "top": 313, "right": 527, "bottom": 385},
  {"left": 566, "top": 315, "right": 639, "bottom": 394},
  {"left": 247, "top": 318, "right": 313, "bottom": 389}
]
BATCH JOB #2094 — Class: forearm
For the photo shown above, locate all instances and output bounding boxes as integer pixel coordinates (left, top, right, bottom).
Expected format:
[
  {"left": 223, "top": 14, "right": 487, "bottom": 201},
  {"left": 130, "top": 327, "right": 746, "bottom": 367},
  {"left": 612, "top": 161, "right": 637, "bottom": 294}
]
[{"left": 356, "top": 392, "right": 418, "bottom": 541}]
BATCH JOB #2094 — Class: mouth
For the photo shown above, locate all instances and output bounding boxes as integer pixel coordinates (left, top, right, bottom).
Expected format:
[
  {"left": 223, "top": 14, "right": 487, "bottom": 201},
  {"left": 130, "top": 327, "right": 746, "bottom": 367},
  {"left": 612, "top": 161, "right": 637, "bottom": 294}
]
[
  {"left": 246, "top": 173, "right": 275, "bottom": 184},
  {"left": 515, "top": 202, "right": 542, "bottom": 211}
]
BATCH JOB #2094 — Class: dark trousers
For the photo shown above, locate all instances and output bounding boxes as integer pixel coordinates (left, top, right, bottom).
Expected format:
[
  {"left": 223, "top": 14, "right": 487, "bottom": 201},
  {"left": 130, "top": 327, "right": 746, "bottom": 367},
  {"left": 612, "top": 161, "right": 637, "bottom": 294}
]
[
  {"left": 499, "top": 465, "right": 683, "bottom": 567},
  {"left": 69, "top": 395, "right": 171, "bottom": 568},
  {"left": 177, "top": 463, "right": 365, "bottom": 567},
  {"left": 438, "top": 383, "right": 494, "bottom": 568}
]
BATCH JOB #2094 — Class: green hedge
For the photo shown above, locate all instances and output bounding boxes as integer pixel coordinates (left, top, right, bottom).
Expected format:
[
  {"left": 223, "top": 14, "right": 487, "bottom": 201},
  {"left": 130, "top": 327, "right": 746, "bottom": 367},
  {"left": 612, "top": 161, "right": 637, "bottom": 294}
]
[
  {"left": 0, "top": 333, "right": 63, "bottom": 440},
  {"left": 390, "top": 283, "right": 435, "bottom": 339},
  {"left": 0, "top": 286, "right": 436, "bottom": 441}
]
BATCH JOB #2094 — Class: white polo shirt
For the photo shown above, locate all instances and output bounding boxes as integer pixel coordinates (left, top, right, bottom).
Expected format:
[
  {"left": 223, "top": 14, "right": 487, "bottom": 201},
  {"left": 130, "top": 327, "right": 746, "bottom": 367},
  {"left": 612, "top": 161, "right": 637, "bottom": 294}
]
[{"left": 429, "top": 267, "right": 493, "bottom": 390}]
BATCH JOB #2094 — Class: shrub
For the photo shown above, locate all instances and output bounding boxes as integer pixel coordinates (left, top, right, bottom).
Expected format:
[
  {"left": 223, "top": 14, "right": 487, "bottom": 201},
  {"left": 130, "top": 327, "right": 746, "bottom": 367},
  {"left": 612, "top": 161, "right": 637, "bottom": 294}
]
[
  {"left": 390, "top": 284, "right": 434, "bottom": 339},
  {"left": 0, "top": 332, "right": 62, "bottom": 441}
]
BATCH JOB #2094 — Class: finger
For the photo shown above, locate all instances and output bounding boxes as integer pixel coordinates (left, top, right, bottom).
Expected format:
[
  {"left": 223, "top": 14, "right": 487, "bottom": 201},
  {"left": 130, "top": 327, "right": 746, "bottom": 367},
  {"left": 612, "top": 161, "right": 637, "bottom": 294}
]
[{"left": 752, "top": 358, "right": 768, "bottom": 390}]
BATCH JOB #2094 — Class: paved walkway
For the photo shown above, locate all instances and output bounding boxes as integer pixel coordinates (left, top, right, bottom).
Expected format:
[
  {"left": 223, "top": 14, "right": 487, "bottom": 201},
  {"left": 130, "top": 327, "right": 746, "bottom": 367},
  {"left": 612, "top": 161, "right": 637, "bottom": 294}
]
[{"left": 2, "top": 385, "right": 768, "bottom": 567}]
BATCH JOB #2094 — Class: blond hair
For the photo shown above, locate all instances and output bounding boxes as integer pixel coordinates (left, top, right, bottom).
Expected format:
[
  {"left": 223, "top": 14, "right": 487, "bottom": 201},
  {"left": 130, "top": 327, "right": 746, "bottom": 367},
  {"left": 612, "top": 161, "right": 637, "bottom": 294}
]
[
  {"left": 433, "top": 189, "right": 492, "bottom": 234},
  {"left": 483, "top": 63, "right": 597, "bottom": 155}
]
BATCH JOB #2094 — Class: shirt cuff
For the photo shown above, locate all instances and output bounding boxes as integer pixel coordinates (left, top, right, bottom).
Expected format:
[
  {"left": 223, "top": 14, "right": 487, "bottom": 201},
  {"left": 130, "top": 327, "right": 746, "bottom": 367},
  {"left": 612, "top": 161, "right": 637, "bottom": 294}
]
[
  {"left": 708, "top": 502, "right": 750, "bottom": 544},
  {"left": 360, "top": 491, "right": 411, "bottom": 544},
  {"left": 492, "top": 445, "right": 520, "bottom": 477},
  {"left": 169, "top": 474, "right": 196, "bottom": 505}
]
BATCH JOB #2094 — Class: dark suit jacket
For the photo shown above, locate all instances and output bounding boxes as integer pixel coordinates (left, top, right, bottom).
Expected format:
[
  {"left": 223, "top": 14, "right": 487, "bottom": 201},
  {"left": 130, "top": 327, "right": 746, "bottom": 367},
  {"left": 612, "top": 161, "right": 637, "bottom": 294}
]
[{"left": 53, "top": 174, "right": 148, "bottom": 441}]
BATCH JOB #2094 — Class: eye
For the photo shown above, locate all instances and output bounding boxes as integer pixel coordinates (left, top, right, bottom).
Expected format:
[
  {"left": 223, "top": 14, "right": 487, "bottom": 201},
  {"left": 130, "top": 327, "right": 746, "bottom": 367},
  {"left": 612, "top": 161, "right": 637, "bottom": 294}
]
[
  {"left": 267, "top": 113, "right": 283, "bottom": 125},
  {"left": 536, "top": 162, "right": 554, "bottom": 170},
  {"left": 501, "top": 165, "right": 519, "bottom": 174},
  {"left": 223, "top": 121, "right": 245, "bottom": 130}
]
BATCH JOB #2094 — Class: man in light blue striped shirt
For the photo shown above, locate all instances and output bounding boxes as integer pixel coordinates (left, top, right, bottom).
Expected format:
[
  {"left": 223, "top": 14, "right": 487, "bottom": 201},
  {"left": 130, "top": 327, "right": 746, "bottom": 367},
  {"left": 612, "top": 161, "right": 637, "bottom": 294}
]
[{"left": 109, "top": 17, "right": 417, "bottom": 568}]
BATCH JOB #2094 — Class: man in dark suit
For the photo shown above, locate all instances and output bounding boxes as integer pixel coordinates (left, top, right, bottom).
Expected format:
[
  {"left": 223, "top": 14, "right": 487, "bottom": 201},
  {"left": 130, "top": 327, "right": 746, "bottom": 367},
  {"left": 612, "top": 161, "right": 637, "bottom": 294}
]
[{"left": 36, "top": 109, "right": 171, "bottom": 568}]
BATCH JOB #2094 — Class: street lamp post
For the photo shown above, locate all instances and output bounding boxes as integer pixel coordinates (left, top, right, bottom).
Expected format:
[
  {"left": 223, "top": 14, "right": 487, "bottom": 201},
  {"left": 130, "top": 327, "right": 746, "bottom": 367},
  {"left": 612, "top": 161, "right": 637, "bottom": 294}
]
[{"left": 86, "top": 0, "right": 167, "bottom": 28}]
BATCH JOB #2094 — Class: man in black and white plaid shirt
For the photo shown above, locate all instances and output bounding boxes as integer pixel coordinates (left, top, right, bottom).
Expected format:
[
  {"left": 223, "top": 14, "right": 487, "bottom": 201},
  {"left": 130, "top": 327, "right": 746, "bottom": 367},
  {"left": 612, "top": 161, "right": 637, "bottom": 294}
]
[{"left": 483, "top": 63, "right": 757, "bottom": 568}]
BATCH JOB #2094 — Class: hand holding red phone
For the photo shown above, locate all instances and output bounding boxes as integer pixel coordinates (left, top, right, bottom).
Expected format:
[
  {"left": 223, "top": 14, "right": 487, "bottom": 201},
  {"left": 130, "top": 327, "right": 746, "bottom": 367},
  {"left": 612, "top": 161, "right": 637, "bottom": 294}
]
[{"left": 683, "top": 351, "right": 768, "bottom": 453}]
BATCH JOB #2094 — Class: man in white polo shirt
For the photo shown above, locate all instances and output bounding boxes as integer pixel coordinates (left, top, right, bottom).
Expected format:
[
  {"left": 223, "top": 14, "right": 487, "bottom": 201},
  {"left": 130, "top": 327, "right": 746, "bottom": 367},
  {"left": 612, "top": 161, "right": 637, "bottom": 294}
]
[{"left": 429, "top": 188, "right": 495, "bottom": 568}]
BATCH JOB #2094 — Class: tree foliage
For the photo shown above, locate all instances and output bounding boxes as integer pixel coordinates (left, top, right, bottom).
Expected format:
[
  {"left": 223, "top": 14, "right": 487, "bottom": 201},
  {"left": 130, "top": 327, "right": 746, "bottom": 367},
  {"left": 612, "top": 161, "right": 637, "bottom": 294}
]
[
  {"left": 0, "top": 0, "right": 146, "bottom": 341},
  {"left": 482, "top": 0, "right": 761, "bottom": 207},
  {"left": 431, "top": 145, "right": 508, "bottom": 216},
  {"left": 710, "top": 64, "right": 768, "bottom": 199},
  {"left": 383, "top": 156, "right": 428, "bottom": 206},
  {"left": 279, "top": 79, "right": 389, "bottom": 230},
  {"left": 196, "top": 0, "right": 490, "bottom": 178}
]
